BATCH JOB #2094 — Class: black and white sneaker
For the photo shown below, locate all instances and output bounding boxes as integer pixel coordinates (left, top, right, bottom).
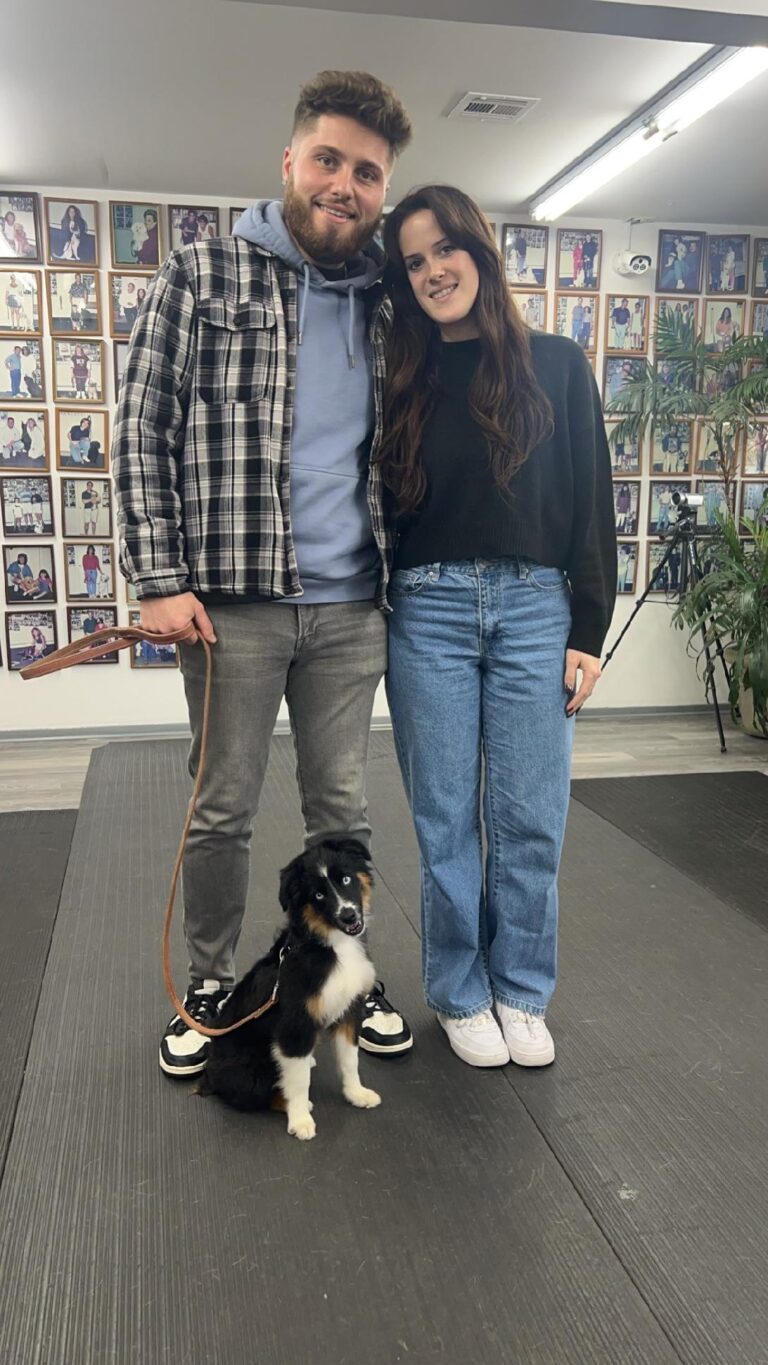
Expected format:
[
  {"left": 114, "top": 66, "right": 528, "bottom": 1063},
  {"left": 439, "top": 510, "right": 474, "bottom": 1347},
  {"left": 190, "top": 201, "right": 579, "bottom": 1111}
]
[
  {"left": 159, "top": 979, "right": 230, "bottom": 1078},
  {"left": 359, "top": 981, "right": 413, "bottom": 1055}
]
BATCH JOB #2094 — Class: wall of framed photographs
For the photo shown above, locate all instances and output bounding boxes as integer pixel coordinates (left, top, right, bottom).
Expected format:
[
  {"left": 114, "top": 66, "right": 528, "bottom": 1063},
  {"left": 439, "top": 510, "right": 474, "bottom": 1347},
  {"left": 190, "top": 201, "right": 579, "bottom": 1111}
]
[{"left": 1, "top": 184, "right": 767, "bottom": 731}]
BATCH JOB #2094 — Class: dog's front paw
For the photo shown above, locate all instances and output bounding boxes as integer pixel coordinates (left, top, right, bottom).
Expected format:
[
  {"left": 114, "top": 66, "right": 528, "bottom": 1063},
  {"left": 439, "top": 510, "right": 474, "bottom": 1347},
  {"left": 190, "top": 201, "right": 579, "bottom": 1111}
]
[
  {"left": 287, "top": 1111, "right": 316, "bottom": 1141},
  {"left": 344, "top": 1085, "right": 381, "bottom": 1109}
]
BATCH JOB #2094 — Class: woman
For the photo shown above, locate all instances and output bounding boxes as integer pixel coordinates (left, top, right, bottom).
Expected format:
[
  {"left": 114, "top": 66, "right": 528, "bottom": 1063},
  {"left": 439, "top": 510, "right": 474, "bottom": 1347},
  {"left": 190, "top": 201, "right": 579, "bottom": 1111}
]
[
  {"left": 82, "top": 544, "right": 101, "bottom": 598},
  {"left": 714, "top": 306, "right": 737, "bottom": 352},
  {"left": 379, "top": 186, "right": 616, "bottom": 1069},
  {"left": 71, "top": 344, "right": 90, "bottom": 398},
  {"left": 59, "top": 205, "right": 87, "bottom": 261}
]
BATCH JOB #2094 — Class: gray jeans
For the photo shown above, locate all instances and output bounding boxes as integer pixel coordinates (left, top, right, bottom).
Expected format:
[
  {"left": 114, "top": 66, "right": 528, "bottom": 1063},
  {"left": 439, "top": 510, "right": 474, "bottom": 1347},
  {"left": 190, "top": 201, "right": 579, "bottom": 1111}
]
[{"left": 179, "top": 600, "right": 387, "bottom": 986}]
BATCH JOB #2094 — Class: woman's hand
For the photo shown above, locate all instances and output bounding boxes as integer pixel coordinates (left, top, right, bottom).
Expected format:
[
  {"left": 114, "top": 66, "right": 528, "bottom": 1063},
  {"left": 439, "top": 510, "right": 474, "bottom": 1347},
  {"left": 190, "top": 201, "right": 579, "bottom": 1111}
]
[{"left": 564, "top": 649, "right": 602, "bottom": 716}]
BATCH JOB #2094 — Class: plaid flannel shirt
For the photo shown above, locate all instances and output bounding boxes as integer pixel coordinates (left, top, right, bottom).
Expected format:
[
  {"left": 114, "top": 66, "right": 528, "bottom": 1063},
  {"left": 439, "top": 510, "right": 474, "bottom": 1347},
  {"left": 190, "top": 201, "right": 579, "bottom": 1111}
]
[{"left": 112, "top": 237, "right": 393, "bottom": 607}]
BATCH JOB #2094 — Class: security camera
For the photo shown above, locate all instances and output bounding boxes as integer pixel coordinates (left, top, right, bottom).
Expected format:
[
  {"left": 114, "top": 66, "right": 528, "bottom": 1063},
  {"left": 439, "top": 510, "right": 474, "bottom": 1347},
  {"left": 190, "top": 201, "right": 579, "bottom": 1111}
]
[{"left": 613, "top": 250, "right": 652, "bottom": 277}]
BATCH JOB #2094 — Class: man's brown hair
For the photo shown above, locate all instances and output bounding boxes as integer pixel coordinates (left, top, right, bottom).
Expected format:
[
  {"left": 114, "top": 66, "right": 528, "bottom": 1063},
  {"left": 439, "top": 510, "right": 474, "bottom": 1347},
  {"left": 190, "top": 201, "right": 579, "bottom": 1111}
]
[{"left": 293, "top": 70, "right": 412, "bottom": 162}]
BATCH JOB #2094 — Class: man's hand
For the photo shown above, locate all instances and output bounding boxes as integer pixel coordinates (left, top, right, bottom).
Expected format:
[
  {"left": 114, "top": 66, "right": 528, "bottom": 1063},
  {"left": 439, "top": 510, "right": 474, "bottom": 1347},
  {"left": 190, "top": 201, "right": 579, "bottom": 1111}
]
[
  {"left": 139, "top": 591, "right": 216, "bottom": 645},
  {"left": 564, "top": 648, "right": 601, "bottom": 716}
]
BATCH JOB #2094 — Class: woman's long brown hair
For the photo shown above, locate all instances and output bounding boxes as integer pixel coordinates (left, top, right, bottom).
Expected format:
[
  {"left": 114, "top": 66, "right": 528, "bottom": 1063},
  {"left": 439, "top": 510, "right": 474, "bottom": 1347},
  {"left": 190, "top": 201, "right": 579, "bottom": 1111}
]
[{"left": 377, "top": 185, "right": 553, "bottom": 515}]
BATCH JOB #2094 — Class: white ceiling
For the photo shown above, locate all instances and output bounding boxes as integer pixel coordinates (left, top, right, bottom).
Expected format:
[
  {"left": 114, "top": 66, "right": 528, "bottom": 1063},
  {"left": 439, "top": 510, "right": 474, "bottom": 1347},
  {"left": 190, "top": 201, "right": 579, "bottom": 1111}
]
[{"left": 2, "top": 0, "right": 767, "bottom": 225}]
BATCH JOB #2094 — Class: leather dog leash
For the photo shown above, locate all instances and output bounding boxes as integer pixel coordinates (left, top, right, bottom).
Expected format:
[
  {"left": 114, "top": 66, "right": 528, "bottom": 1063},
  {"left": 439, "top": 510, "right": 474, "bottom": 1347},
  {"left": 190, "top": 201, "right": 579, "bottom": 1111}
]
[{"left": 21, "top": 625, "right": 280, "bottom": 1037}]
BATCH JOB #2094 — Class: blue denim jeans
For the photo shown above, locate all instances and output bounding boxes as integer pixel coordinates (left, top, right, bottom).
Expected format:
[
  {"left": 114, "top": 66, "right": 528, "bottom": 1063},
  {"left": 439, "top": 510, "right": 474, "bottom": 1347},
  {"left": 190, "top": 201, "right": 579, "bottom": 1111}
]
[{"left": 386, "top": 558, "right": 574, "bottom": 1019}]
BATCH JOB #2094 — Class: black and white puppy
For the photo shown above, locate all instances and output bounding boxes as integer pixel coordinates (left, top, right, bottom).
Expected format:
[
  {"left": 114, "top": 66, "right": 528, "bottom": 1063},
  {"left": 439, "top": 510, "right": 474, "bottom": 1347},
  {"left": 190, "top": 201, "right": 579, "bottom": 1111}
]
[{"left": 199, "top": 838, "right": 381, "bottom": 1141}]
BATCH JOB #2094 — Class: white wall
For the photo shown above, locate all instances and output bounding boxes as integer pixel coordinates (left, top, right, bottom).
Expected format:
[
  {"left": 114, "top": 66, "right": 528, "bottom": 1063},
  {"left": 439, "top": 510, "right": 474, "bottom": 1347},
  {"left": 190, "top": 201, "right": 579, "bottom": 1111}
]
[{"left": 1, "top": 186, "right": 764, "bottom": 732}]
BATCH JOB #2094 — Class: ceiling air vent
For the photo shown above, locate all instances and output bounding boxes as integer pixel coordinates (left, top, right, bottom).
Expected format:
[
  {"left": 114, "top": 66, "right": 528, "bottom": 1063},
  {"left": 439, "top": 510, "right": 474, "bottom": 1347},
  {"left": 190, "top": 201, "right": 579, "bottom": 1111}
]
[{"left": 447, "top": 92, "right": 539, "bottom": 125}]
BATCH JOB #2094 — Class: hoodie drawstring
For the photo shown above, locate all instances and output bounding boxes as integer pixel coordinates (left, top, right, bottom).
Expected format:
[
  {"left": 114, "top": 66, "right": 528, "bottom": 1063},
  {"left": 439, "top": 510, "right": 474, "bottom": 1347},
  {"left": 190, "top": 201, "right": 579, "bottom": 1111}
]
[
  {"left": 347, "top": 286, "right": 356, "bottom": 370},
  {"left": 297, "top": 264, "right": 357, "bottom": 370},
  {"left": 297, "top": 263, "right": 311, "bottom": 347}
]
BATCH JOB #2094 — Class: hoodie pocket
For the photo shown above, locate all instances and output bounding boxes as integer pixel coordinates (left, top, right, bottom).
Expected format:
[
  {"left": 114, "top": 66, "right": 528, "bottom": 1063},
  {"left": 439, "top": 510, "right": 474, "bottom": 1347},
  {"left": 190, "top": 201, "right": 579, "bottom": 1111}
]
[{"left": 197, "top": 297, "right": 276, "bottom": 404}]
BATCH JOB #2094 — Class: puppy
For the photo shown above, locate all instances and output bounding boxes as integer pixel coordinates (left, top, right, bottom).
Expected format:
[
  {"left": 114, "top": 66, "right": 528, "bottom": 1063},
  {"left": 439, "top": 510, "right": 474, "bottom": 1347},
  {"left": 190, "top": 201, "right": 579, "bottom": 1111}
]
[{"left": 199, "top": 838, "right": 381, "bottom": 1141}]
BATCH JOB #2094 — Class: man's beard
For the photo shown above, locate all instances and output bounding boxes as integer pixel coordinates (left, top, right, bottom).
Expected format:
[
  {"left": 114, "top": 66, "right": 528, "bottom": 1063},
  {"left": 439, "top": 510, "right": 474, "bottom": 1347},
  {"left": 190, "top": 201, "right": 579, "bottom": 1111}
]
[{"left": 283, "top": 180, "right": 379, "bottom": 265}]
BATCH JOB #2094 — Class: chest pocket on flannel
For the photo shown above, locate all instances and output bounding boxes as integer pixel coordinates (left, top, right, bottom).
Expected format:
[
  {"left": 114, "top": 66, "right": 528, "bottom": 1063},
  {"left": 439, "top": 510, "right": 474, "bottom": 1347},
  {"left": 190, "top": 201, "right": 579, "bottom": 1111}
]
[{"left": 197, "top": 296, "right": 276, "bottom": 403}]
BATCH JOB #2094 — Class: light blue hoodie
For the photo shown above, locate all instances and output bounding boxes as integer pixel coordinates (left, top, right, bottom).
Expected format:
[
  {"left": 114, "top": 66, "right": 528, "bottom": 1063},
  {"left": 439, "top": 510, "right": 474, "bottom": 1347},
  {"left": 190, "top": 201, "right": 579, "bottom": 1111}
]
[{"left": 233, "top": 200, "right": 382, "bottom": 603}]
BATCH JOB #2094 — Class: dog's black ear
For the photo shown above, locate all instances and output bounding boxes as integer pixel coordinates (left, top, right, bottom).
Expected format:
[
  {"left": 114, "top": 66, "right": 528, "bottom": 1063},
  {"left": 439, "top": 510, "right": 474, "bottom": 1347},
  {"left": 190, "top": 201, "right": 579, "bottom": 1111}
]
[
  {"left": 323, "top": 836, "right": 371, "bottom": 868},
  {"left": 278, "top": 856, "right": 307, "bottom": 914}
]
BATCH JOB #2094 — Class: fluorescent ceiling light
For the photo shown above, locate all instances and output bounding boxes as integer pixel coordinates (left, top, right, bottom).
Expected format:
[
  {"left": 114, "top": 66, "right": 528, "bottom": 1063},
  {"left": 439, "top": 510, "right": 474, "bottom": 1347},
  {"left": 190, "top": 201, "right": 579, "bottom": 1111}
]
[{"left": 530, "top": 45, "right": 768, "bottom": 221}]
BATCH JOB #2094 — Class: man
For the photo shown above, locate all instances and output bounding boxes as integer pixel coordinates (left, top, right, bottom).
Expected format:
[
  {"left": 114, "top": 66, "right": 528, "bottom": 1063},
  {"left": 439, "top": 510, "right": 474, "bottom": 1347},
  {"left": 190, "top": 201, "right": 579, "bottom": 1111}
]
[
  {"left": 5, "top": 345, "right": 22, "bottom": 398},
  {"left": 113, "top": 71, "right": 414, "bottom": 1079},
  {"left": 570, "top": 297, "right": 584, "bottom": 344},
  {"left": 611, "top": 298, "right": 631, "bottom": 350},
  {"left": 69, "top": 273, "right": 89, "bottom": 331}
]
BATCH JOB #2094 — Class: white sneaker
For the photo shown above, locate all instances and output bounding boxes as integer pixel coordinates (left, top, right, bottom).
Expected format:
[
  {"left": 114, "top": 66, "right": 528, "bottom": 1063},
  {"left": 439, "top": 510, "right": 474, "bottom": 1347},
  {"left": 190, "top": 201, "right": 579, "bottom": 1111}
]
[
  {"left": 496, "top": 1004, "right": 555, "bottom": 1067},
  {"left": 437, "top": 1010, "right": 510, "bottom": 1067}
]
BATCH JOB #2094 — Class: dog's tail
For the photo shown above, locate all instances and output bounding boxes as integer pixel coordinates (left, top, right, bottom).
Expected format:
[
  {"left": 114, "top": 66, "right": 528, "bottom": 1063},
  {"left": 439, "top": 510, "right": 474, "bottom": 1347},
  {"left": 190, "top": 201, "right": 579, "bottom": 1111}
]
[{"left": 193, "top": 1071, "right": 212, "bottom": 1098}]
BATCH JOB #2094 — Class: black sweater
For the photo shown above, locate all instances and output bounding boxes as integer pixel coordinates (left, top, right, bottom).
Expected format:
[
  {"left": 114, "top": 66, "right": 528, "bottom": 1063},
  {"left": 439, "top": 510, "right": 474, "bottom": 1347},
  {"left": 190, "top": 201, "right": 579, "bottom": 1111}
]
[{"left": 393, "top": 333, "right": 618, "bottom": 657}]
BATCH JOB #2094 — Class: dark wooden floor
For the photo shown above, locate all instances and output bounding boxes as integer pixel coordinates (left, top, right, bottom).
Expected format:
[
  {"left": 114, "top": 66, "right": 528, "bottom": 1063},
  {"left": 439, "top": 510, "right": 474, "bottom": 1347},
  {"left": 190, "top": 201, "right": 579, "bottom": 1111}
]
[{"left": 1, "top": 736, "right": 766, "bottom": 1365}]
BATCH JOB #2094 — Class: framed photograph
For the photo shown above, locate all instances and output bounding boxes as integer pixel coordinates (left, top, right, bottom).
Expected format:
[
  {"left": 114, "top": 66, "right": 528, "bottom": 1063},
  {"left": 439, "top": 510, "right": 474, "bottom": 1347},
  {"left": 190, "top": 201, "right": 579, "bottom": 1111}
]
[
  {"left": 229, "top": 208, "right": 246, "bottom": 234},
  {"left": 646, "top": 541, "right": 680, "bottom": 595},
  {"left": 616, "top": 542, "right": 638, "bottom": 596},
  {"left": 44, "top": 199, "right": 99, "bottom": 266},
  {"left": 749, "top": 300, "right": 768, "bottom": 340},
  {"left": 703, "top": 299, "right": 745, "bottom": 352},
  {"left": 605, "top": 420, "right": 642, "bottom": 476},
  {"left": 108, "top": 273, "right": 152, "bottom": 337},
  {"left": 46, "top": 271, "right": 101, "bottom": 335},
  {"left": 707, "top": 234, "right": 749, "bottom": 295},
  {"left": 1, "top": 410, "right": 49, "bottom": 471},
  {"left": 654, "top": 295, "right": 699, "bottom": 338},
  {"left": 656, "top": 230, "right": 705, "bottom": 294},
  {"left": 52, "top": 340, "right": 105, "bottom": 404},
  {"left": 695, "top": 422, "right": 741, "bottom": 476},
  {"left": 4, "top": 542, "right": 57, "bottom": 604},
  {"left": 743, "top": 421, "right": 768, "bottom": 476},
  {"left": 1, "top": 475, "right": 54, "bottom": 536},
  {"left": 67, "top": 605, "right": 119, "bottom": 661},
  {"left": 64, "top": 540, "right": 115, "bottom": 602},
  {"left": 168, "top": 205, "right": 219, "bottom": 251},
  {"left": 5, "top": 609, "right": 58, "bottom": 670},
  {"left": 0, "top": 270, "right": 42, "bottom": 335},
  {"left": 740, "top": 481, "right": 768, "bottom": 530},
  {"left": 556, "top": 229, "right": 602, "bottom": 290},
  {"left": 109, "top": 201, "right": 161, "bottom": 269},
  {"left": 612, "top": 480, "right": 640, "bottom": 536},
  {"left": 113, "top": 342, "right": 128, "bottom": 400},
  {"left": 60, "top": 476, "right": 112, "bottom": 539},
  {"left": 605, "top": 294, "right": 649, "bottom": 354},
  {"left": 746, "top": 360, "right": 768, "bottom": 415},
  {"left": 509, "top": 291, "right": 547, "bottom": 331},
  {"left": 694, "top": 479, "right": 735, "bottom": 532},
  {"left": 603, "top": 356, "right": 644, "bottom": 411},
  {"left": 555, "top": 292, "right": 598, "bottom": 352},
  {"left": 703, "top": 357, "right": 741, "bottom": 400},
  {"left": 56, "top": 409, "right": 109, "bottom": 472},
  {"left": 650, "top": 419, "right": 692, "bottom": 476},
  {"left": 501, "top": 225, "right": 548, "bottom": 289},
  {"left": 752, "top": 238, "right": 768, "bottom": 298},
  {"left": 0, "top": 193, "right": 42, "bottom": 262},
  {"left": 128, "top": 608, "right": 179, "bottom": 668},
  {"left": 0, "top": 339, "right": 44, "bottom": 401},
  {"left": 648, "top": 480, "right": 690, "bottom": 535}
]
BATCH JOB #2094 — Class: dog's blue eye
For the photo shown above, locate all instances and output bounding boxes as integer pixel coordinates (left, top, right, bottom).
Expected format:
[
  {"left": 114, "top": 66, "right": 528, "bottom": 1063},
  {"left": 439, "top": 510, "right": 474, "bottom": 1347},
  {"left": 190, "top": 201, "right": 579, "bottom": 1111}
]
[
  {"left": 315, "top": 891, "right": 325, "bottom": 901},
  {"left": 341, "top": 876, "right": 352, "bottom": 886}
]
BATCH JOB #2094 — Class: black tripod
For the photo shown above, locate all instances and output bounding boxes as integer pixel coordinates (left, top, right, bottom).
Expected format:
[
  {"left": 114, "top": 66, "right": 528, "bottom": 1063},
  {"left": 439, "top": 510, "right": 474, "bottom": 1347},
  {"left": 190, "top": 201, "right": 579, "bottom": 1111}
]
[{"left": 602, "top": 496, "right": 731, "bottom": 752}]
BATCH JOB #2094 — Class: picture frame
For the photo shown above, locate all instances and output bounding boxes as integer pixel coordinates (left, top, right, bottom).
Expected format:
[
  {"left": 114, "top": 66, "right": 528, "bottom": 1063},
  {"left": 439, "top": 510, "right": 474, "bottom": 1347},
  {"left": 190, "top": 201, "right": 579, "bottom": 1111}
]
[
  {"left": 656, "top": 229, "right": 705, "bottom": 294},
  {"left": 0, "top": 339, "right": 45, "bottom": 402},
  {"left": 60, "top": 475, "right": 113, "bottom": 539},
  {"left": 56, "top": 409, "right": 110, "bottom": 472},
  {"left": 509, "top": 291, "right": 547, "bottom": 331},
  {"left": 650, "top": 419, "right": 692, "bottom": 476},
  {"left": 128, "top": 608, "right": 179, "bottom": 668},
  {"left": 46, "top": 270, "right": 101, "bottom": 336},
  {"left": 113, "top": 342, "right": 128, "bottom": 401},
  {"left": 67, "top": 605, "right": 119, "bottom": 661},
  {"left": 694, "top": 479, "right": 735, "bottom": 532},
  {"left": 52, "top": 339, "right": 105, "bottom": 404},
  {"left": 707, "top": 233, "right": 749, "bottom": 295},
  {"left": 0, "top": 192, "right": 42, "bottom": 263},
  {"left": 654, "top": 295, "right": 699, "bottom": 338},
  {"left": 602, "top": 356, "right": 644, "bottom": 411},
  {"left": 555, "top": 292, "right": 598, "bottom": 352},
  {"left": 44, "top": 198, "right": 99, "bottom": 266},
  {"left": 749, "top": 300, "right": 768, "bottom": 340},
  {"left": 646, "top": 541, "right": 680, "bottom": 595},
  {"left": 168, "top": 205, "right": 219, "bottom": 252},
  {"left": 64, "top": 540, "right": 115, "bottom": 602},
  {"left": 229, "top": 208, "right": 246, "bottom": 234},
  {"left": 605, "top": 419, "right": 642, "bottom": 476},
  {"left": 743, "top": 421, "right": 768, "bottom": 476},
  {"left": 1, "top": 474, "right": 54, "bottom": 537},
  {"left": 746, "top": 360, "right": 768, "bottom": 415},
  {"left": 109, "top": 201, "right": 162, "bottom": 269},
  {"left": 604, "top": 293, "right": 649, "bottom": 354},
  {"left": 612, "top": 480, "right": 640, "bottom": 536},
  {"left": 108, "top": 273, "right": 152, "bottom": 337},
  {"left": 703, "top": 298, "right": 746, "bottom": 352},
  {"left": 740, "top": 481, "right": 768, "bottom": 529},
  {"left": 695, "top": 422, "right": 741, "bottom": 476},
  {"left": 648, "top": 480, "right": 691, "bottom": 535},
  {"left": 616, "top": 541, "right": 638, "bottom": 596},
  {"left": 0, "top": 409, "right": 49, "bottom": 471},
  {"left": 5, "top": 609, "right": 58, "bottom": 670},
  {"left": 0, "top": 269, "right": 42, "bottom": 336},
  {"left": 501, "top": 224, "right": 548, "bottom": 289},
  {"left": 556, "top": 229, "right": 602, "bottom": 291},
  {"left": 751, "top": 238, "right": 768, "bottom": 297},
  {"left": 4, "top": 541, "right": 57, "bottom": 605}
]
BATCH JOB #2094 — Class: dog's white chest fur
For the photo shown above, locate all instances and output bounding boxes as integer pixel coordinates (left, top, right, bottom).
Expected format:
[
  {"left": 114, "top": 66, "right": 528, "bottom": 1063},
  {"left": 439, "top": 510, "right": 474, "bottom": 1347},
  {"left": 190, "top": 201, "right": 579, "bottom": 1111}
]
[{"left": 317, "top": 932, "right": 375, "bottom": 1025}]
